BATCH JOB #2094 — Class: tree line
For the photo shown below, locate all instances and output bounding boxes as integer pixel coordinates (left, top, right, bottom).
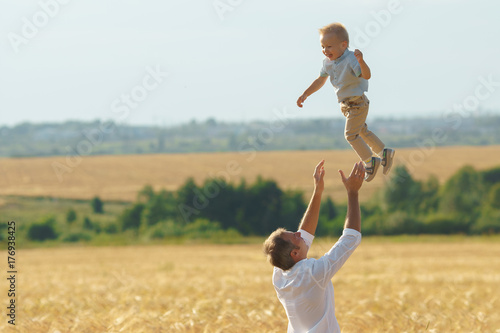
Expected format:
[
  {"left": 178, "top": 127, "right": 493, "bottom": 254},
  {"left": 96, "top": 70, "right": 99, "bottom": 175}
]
[
  {"left": 112, "top": 163, "right": 500, "bottom": 237},
  {"left": 23, "top": 164, "right": 500, "bottom": 243},
  {"left": 361, "top": 164, "right": 500, "bottom": 235},
  {"left": 110, "top": 166, "right": 500, "bottom": 236}
]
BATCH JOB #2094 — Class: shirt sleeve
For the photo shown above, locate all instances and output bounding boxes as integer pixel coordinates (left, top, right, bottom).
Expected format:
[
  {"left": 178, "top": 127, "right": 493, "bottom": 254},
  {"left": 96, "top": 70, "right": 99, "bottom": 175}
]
[
  {"left": 350, "top": 54, "right": 362, "bottom": 77},
  {"left": 298, "top": 229, "right": 314, "bottom": 248},
  {"left": 320, "top": 59, "right": 329, "bottom": 77},
  {"left": 310, "top": 228, "right": 361, "bottom": 285}
]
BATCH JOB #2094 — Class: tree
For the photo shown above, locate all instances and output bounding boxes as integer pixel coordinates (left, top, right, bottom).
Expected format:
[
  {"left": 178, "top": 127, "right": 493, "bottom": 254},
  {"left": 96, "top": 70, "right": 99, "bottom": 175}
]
[
  {"left": 144, "top": 190, "right": 176, "bottom": 226},
  {"left": 176, "top": 178, "right": 199, "bottom": 223},
  {"left": 66, "top": 208, "right": 77, "bottom": 224},
  {"left": 419, "top": 175, "right": 440, "bottom": 213},
  {"left": 27, "top": 216, "right": 58, "bottom": 241},
  {"left": 120, "top": 203, "right": 145, "bottom": 231},
  {"left": 481, "top": 166, "right": 500, "bottom": 187},
  {"left": 137, "top": 184, "right": 155, "bottom": 203},
  {"left": 489, "top": 183, "right": 500, "bottom": 209},
  {"left": 281, "top": 190, "right": 307, "bottom": 232},
  {"left": 91, "top": 196, "right": 104, "bottom": 214},
  {"left": 440, "top": 165, "right": 483, "bottom": 216},
  {"left": 383, "top": 165, "right": 422, "bottom": 214},
  {"left": 321, "top": 197, "right": 337, "bottom": 220},
  {"left": 382, "top": 211, "right": 423, "bottom": 235},
  {"left": 83, "top": 217, "right": 93, "bottom": 230},
  {"left": 245, "top": 177, "right": 285, "bottom": 235},
  {"left": 198, "top": 178, "right": 235, "bottom": 230}
]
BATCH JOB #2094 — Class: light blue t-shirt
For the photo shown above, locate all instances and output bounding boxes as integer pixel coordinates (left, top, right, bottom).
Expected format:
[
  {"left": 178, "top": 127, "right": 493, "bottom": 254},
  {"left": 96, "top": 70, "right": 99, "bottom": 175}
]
[{"left": 320, "top": 49, "right": 368, "bottom": 102}]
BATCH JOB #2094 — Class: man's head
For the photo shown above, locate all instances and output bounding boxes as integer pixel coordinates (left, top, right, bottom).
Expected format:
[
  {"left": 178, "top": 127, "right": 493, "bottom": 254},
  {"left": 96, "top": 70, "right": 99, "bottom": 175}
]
[
  {"left": 319, "top": 22, "right": 349, "bottom": 61},
  {"left": 263, "top": 228, "right": 308, "bottom": 270}
]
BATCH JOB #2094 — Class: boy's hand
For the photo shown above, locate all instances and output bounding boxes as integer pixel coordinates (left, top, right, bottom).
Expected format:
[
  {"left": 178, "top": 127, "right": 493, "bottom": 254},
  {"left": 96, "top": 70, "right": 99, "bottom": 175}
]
[
  {"left": 354, "top": 49, "right": 364, "bottom": 63},
  {"left": 297, "top": 93, "right": 308, "bottom": 108},
  {"left": 354, "top": 49, "right": 371, "bottom": 79}
]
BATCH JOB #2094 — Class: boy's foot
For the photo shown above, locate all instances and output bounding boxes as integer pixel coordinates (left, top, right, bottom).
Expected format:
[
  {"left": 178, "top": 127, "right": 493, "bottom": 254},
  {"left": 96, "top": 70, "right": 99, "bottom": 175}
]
[
  {"left": 364, "top": 157, "right": 381, "bottom": 182},
  {"left": 381, "top": 148, "right": 395, "bottom": 175}
]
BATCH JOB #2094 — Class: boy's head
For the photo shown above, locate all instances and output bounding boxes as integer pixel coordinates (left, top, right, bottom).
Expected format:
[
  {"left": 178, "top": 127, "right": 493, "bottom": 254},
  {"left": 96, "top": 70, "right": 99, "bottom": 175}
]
[{"left": 319, "top": 22, "right": 349, "bottom": 61}]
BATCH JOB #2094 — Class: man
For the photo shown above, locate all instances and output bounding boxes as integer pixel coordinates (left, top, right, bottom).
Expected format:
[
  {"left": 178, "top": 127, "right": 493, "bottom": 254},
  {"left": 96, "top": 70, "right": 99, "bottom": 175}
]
[{"left": 263, "top": 160, "right": 365, "bottom": 332}]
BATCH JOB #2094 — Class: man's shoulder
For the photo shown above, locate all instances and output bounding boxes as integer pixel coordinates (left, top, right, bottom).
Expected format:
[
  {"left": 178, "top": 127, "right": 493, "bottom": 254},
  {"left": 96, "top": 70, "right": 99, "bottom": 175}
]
[
  {"left": 273, "top": 259, "right": 316, "bottom": 286},
  {"left": 273, "top": 259, "right": 315, "bottom": 276}
]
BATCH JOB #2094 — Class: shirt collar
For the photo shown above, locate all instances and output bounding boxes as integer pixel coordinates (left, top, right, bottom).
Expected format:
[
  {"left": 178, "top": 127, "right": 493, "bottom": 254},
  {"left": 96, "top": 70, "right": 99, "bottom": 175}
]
[{"left": 334, "top": 48, "right": 349, "bottom": 64}]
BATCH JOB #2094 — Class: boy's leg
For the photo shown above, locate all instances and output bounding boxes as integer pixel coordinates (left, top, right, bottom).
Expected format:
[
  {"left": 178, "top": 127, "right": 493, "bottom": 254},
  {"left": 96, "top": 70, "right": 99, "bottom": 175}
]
[
  {"left": 356, "top": 95, "right": 395, "bottom": 175},
  {"left": 356, "top": 95, "right": 385, "bottom": 155},
  {"left": 342, "top": 95, "right": 383, "bottom": 182},
  {"left": 341, "top": 95, "right": 373, "bottom": 162},
  {"left": 359, "top": 123, "right": 385, "bottom": 155}
]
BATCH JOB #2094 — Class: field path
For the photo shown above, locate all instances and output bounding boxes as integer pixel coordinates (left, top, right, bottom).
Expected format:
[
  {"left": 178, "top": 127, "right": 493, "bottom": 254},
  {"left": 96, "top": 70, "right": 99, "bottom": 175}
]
[{"left": 0, "top": 145, "right": 499, "bottom": 202}]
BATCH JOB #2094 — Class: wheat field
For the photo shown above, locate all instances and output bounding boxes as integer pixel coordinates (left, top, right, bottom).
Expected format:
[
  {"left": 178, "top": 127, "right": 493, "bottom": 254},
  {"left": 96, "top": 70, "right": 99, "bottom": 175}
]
[
  {"left": 2, "top": 238, "right": 499, "bottom": 333},
  {"left": 1, "top": 146, "right": 499, "bottom": 203}
]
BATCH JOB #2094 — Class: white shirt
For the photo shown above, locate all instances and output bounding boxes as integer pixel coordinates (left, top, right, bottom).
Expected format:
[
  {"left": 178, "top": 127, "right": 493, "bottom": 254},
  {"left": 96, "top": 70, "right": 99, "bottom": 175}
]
[
  {"left": 320, "top": 49, "right": 368, "bottom": 102},
  {"left": 273, "top": 228, "right": 361, "bottom": 333}
]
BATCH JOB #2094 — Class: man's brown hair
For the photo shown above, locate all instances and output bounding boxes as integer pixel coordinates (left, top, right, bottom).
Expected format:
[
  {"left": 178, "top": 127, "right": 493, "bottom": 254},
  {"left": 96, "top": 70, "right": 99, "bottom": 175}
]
[{"left": 263, "top": 228, "right": 298, "bottom": 271}]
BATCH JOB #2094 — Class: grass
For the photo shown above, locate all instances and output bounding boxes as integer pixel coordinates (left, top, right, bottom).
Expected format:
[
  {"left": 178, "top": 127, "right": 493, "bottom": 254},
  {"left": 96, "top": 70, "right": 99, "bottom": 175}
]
[
  {"left": 0, "top": 196, "right": 128, "bottom": 225},
  {"left": 1, "top": 238, "right": 499, "bottom": 332},
  {"left": 1, "top": 146, "right": 499, "bottom": 203},
  {"left": 0, "top": 196, "right": 262, "bottom": 248},
  {"left": 0, "top": 196, "right": 128, "bottom": 246}
]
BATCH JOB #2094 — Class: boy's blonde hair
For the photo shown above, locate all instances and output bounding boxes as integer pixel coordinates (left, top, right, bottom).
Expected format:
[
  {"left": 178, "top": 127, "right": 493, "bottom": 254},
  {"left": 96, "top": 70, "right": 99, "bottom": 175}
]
[{"left": 319, "top": 22, "right": 349, "bottom": 46}]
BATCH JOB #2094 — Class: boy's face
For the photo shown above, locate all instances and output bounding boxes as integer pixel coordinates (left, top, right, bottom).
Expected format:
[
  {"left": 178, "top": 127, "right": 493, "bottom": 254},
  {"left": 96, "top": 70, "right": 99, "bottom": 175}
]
[{"left": 320, "top": 32, "right": 348, "bottom": 60}]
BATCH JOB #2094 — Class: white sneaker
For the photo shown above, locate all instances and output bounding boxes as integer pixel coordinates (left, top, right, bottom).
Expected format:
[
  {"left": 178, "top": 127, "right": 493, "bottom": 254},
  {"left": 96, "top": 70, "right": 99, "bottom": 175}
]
[
  {"left": 364, "top": 157, "right": 381, "bottom": 182},
  {"left": 381, "top": 148, "right": 395, "bottom": 175}
]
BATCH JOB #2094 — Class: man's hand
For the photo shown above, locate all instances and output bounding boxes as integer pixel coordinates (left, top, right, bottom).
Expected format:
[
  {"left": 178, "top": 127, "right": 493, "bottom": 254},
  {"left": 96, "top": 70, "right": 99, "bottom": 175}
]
[
  {"left": 297, "top": 93, "right": 308, "bottom": 108},
  {"left": 354, "top": 49, "right": 364, "bottom": 63},
  {"left": 297, "top": 160, "right": 326, "bottom": 236},
  {"left": 338, "top": 162, "right": 365, "bottom": 195},
  {"left": 339, "top": 162, "right": 364, "bottom": 232},
  {"left": 313, "top": 160, "right": 325, "bottom": 193}
]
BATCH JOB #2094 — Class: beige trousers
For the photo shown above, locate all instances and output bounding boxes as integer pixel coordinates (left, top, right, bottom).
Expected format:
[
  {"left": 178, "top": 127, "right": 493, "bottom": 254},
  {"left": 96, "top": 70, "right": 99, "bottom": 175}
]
[{"left": 340, "top": 94, "right": 385, "bottom": 161}]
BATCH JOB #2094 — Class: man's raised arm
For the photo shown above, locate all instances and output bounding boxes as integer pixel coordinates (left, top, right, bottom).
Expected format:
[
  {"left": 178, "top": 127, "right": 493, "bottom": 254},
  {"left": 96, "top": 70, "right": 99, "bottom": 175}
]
[
  {"left": 298, "top": 160, "right": 325, "bottom": 235},
  {"left": 338, "top": 162, "right": 365, "bottom": 232}
]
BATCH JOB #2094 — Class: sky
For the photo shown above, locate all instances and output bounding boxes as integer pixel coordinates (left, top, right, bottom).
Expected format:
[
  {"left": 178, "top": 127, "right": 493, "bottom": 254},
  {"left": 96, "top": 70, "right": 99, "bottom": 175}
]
[{"left": 1, "top": 0, "right": 500, "bottom": 127}]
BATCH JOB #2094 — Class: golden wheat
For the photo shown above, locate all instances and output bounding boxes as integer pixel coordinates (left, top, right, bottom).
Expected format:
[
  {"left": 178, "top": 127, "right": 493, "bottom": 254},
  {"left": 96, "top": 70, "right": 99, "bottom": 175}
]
[
  {"left": 1, "top": 238, "right": 499, "bottom": 332},
  {"left": 0, "top": 146, "right": 499, "bottom": 203}
]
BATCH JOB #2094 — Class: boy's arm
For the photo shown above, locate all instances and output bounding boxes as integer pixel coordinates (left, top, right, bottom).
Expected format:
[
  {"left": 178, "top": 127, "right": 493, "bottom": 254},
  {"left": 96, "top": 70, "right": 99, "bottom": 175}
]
[
  {"left": 298, "top": 160, "right": 325, "bottom": 235},
  {"left": 354, "top": 49, "right": 371, "bottom": 80},
  {"left": 297, "top": 75, "right": 328, "bottom": 107}
]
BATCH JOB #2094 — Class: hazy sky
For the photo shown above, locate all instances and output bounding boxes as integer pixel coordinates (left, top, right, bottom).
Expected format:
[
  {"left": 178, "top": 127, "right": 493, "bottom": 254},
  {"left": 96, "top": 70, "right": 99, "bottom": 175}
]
[{"left": 1, "top": 0, "right": 500, "bottom": 127}]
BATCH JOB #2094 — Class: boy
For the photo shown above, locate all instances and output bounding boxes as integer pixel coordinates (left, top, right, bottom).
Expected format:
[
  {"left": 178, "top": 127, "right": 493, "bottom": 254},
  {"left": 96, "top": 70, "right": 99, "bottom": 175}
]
[{"left": 297, "top": 22, "right": 395, "bottom": 181}]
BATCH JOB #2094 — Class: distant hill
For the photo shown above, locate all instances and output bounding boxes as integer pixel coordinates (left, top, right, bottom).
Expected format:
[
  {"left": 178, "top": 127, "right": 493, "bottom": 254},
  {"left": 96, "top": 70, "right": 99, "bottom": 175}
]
[{"left": 0, "top": 114, "right": 499, "bottom": 157}]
